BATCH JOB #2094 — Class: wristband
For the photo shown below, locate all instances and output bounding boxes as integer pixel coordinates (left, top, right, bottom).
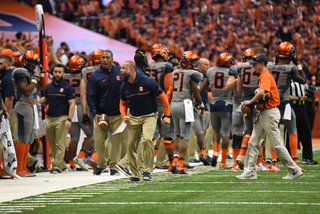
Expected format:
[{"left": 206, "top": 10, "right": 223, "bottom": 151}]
[
  {"left": 48, "top": 46, "right": 53, "bottom": 49},
  {"left": 4, "top": 110, "right": 8, "bottom": 113},
  {"left": 31, "top": 78, "right": 38, "bottom": 84},
  {"left": 199, "top": 102, "right": 205, "bottom": 108},
  {"left": 40, "top": 73, "right": 45, "bottom": 77},
  {"left": 67, "top": 118, "right": 72, "bottom": 122}
]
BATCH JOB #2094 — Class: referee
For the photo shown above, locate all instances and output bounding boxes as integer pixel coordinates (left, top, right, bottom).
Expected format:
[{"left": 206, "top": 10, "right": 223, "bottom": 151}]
[{"left": 288, "top": 80, "right": 317, "bottom": 164}]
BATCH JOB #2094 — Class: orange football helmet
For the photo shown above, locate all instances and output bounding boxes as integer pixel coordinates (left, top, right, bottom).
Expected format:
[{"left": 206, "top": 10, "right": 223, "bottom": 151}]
[
  {"left": 150, "top": 43, "right": 169, "bottom": 61},
  {"left": 91, "top": 49, "right": 103, "bottom": 65},
  {"left": 277, "top": 42, "right": 295, "bottom": 59},
  {"left": 16, "top": 55, "right": 23, "bottom": 67},
  {"left": 22, "top": 50, "right": 39, "bottom": 70},
  {"left": 68, "top": 55, "right": 86, "bottom": 72},
  {"left": 217, "top": 52, "right": 235, "bottom": 67},
  {"left": 242, "top": 48, "right": 253, "bottom": 61},
  {"left": 180, "top": 51, "right": 199, "bottom": 69}
]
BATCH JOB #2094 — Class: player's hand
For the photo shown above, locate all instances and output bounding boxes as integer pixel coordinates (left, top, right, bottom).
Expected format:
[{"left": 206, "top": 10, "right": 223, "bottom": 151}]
[
  {"left": 291, "top": 51, "right": 300, "bottom": 66},
  {"left": 47, "top": 36, "right": 53, "bottom": 47},
  {"left": 39, "top": 97, "right": 48, "bottom": 106},
  {"left": 124, "top": 116, "right": 130, "bottom": 123},
  {"left": 64, "top": 120, "right": 71, "bottom": 130},
  {"left": 161, "top": 117, "right": 170, "bottom": 125},
  {"left": 37, "top": 64, "right": 45, "bottom": 73},
  {"left": 204, "top": 111, "right": 210, "bottom": 116},
  {"left": 300, "top": 96, "right": 308, "bottom": 102},
  {"left": 94, "top": 114, "right": 101, "bottom": 126},
  {"left": 82, "top": 114, "right": 91, "bottom": 128},
  {"left": 194, "top": 104, "right": 205, "bottom": 116},
  {"left": 241, "top": 100, "right": 251, "bottom": 109}
]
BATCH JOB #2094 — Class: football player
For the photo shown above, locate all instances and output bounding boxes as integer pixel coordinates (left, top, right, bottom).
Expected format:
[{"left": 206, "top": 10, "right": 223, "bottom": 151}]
[{"left": 200, "top": 52, "right": 234, "bottom": 169}]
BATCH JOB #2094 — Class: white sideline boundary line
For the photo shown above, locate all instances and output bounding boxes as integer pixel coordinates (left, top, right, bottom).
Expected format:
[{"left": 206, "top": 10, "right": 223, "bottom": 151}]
[{"left": 4, "top": 202, "right": 320, "bottom": 206}]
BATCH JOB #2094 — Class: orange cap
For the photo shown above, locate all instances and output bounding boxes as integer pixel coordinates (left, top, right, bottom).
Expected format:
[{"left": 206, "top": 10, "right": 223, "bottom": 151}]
[{"left": 0, "top": 49, "right": 14, "bottom": 58}]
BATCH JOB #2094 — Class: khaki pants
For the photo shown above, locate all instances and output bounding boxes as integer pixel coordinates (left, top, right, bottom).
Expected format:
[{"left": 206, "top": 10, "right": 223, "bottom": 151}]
[
  {"left": 46, "top": 115, "right": 68, "bottom": 171},
  {"left": 127, "top": 112, "right": 158, "bottom": 178},
  {"left": 155, "top": 140, "right": 168, "bottom": 167},
  {"left": 93, "top": 114, "right": 122, "bottom": 170},
  {"left": 244, "top": 108, "right": 297, "bottom": 174}
]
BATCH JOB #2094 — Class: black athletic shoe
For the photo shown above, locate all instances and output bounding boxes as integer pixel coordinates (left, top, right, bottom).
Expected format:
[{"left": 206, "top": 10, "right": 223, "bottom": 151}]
[
  {"left": 116, "top": 164, "right": 131, "bottom": 177},
  {"left": 127, "top": 177, "right": 140, "bottom": 182},
  {"left": 302, "top": 159, "right": 318, "bottom": 165},
  {"left": 200, "top": 154, "right": 211, "bottom": 166},
  {"left": 211, "top": 156, "right": 218, "bottom": 167},
  {"left": 93, "top": 167, "right": 107, "bottom": 175},
  {"left": 27, "top": 160, "right": 39, "bottom": 173},
  {"left": 143, "top": 172, "right": 151, "bottom": 181},
  {"left": 155, "top": 165, "right": 169, "bottom": 170}
]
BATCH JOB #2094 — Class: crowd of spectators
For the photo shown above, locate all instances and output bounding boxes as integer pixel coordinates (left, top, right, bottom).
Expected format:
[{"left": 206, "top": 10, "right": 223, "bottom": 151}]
[{"left": 17, "top": 0, "right": 320, "bottom": 84}]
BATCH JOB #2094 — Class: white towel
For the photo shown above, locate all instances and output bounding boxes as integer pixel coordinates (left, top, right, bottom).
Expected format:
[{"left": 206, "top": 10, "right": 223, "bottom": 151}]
[
  {"left": 33, "top": 104, "right": 39, "bottom": 129},
  {"left": 283, "top": 103, "right": 291, "bottom": 120},
  {"left": 71, "top": 105, "right": 78, "bottom": 122},
  {"left": 184, "top": 99, "right": 194, "bottom": 122}
]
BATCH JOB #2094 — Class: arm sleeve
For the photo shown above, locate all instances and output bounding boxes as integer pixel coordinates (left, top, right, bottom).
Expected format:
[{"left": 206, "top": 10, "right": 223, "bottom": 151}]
[
  {"left": 157, "top": 92, "right": 170, "bottom": 116},
  {"left": 163, "top": 72, "right": 172, "bottom": 92},
  {"left": 229, "top": 65, "right": 238, "bottom": 77},
  {"left": 191, "top": 72, "right": 203, "bottom": 83},
  {"left": 87, "top": 75, "right": 97, "bottom": 116},
  {"left": 2, "top": 76, "right": 15, "bottom": 97},
  {"left": 119, "top": 100, "right": 127, "bottom": 119},
  {"left": 67, "top": 86, "right": 76, "bottom": 100}
]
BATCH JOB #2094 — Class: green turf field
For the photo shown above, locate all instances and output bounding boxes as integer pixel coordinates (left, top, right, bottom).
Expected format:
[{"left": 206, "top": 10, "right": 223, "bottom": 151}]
[{"left": 1, "top": 148, "right": 320, "bottom": 214}]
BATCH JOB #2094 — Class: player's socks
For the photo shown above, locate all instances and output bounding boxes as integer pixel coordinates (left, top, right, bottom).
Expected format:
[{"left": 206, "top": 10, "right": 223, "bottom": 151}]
[
  {"left": 221, "top": 148, "right": 228, "bottom": 164},
  {"left": 178, "top": 157, "right": 184, "bottom": 168},
  {"left": 289, "top": 133, "right": 298, "bottom": 160},
  {"left": 90, "top": 151, "right": 98, "bottom": 162},
  {"left": 233, "top": 148, "right": 240, "bottom": 163},
  {"left": 154, "top": 147, "right": 158, "bottom": 157},
  {"left": 70, "top": 160, "right": 76, "bottom": 168},
  {"left": 200, "top": 148, "right": 206, "bottom": 156},
  {"left": 168, "top": 155, "right": 174, "bottom": 172},
  {"left": 78, "top": 150, "right": 86, "bottom": 159},
  {"left": 15, "top": 141, "right": 26, "bottom": 176},
  {"left": 240, "top": 134, "right": 250, "bottom": 156},
  {"left": 213, "top": 142, "right": 219, "bottom": 156}
]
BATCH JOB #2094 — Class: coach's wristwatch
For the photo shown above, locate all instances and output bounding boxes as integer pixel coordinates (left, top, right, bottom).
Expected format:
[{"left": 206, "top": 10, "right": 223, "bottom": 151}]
[{"left": 67, "top": 118, "right": 72, "bottom": 122}]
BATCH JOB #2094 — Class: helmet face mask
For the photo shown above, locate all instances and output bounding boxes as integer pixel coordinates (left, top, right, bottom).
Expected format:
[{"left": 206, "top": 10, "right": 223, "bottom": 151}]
[
  {"left": 242, "top": 48, "right": 253, "bottom": 62},
  {"left": 91, "top": 49, "right": 103, "bottom": 65},
  {"left": 278, "top": 42, "right": 295, "bottom": 59},
  {"left": 151, "top": 44, "right": 169, "bottom": 61},
  {"left": 68, "top": 55, "right": 86, "bottom": 72},
  {"left": 218, "top": 52, "right": 234, "bottom": 68},
  {"left": 180, "top": 51, "right": 199, "bottom": 69},
  {"left": 22, "top": 50, "right": 39, "bottom": 72}
]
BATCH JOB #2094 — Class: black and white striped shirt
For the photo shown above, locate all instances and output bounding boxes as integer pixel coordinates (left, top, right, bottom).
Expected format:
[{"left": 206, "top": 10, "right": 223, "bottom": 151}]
[{"left": 290, "top": 80, "right": 307, "bottom": 106}]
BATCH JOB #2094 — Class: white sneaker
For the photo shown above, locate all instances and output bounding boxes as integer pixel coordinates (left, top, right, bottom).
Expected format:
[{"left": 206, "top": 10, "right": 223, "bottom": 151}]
[
  {"left": 236, "top": 154, "right": 245, "bottom": 170},
  {"left": 73, "top": 156, "right": 89, "bottom": 171},
  {"left": 235, "top": 172, "right": 257, "bottom": 179},
  {"left": 282, "top": 169, "right": 303, "bottom": 179},
  {"left": 255, "top": 163, "right": 268, "bottom": 172}
]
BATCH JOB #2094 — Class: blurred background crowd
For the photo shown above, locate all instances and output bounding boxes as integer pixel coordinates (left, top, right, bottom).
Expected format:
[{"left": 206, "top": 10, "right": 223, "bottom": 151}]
[{"left": 11, "top": 0, "right": 320, "bottom": 84}]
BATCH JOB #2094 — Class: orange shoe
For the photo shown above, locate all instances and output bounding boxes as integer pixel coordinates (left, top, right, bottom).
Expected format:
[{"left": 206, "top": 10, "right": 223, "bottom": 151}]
[
  {"left": 231, "top": 163, "right": 239, "bottom": 171},
  {"left": 171, "top": 156, "right": 179, "bottom": 174},
  {"left": 267, "top": 165, "right": 281, "bottom": 172},
  {"left": 176, "top": 166, "right": 188, "bottom": 174},
  {"left": 219, "top": 163, "right": 232, "bottom": 169},
  {"left": 262, "top": 160, "right": 272, "bottom": 170},
  {"left": 0, "top": 168, "right": 13, "bottom": 179}
]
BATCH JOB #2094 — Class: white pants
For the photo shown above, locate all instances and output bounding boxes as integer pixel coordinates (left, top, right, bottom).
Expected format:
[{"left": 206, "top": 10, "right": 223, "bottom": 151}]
[{"left": 244, "top": 107, "right": 297, "bottom": 174}]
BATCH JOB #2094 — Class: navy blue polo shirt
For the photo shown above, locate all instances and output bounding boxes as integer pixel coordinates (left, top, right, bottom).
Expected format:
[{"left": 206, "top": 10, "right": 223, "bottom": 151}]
[
  {"left": 45, "top": 79, "right": 75, "bottom": 117},
  {"left": 120, "top": 73, "right": 163, "bottom": 117},
  {"left": 0, "top": 68, "right": 16, "bottom": 105},
  {"left": 137, "top": 66, "right": 147, "bottom": 76},
  {"left": 87, "top": 64, "right": 122, "bottom": 116}
]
